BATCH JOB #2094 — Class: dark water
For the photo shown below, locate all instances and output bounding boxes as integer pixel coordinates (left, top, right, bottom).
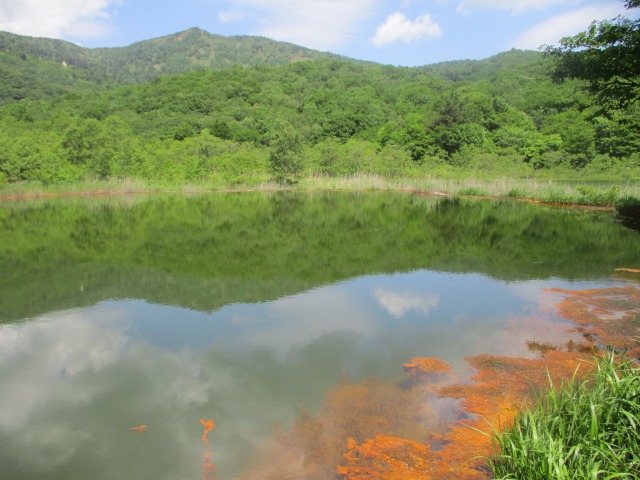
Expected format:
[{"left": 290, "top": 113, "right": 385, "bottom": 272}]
[{"left": 0, "top": 192, "right": 638, "bottom": 479}]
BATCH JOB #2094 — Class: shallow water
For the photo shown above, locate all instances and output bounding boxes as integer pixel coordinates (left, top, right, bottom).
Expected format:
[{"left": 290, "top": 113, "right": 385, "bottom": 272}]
[{"left": 0, "top": 192, "right": 638, "bottom": 479}]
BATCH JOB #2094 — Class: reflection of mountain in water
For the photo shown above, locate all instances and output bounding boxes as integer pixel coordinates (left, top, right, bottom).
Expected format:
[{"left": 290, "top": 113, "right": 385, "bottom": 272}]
[{"left": 1, "top": 192, "right": 638, "bottom": 322}]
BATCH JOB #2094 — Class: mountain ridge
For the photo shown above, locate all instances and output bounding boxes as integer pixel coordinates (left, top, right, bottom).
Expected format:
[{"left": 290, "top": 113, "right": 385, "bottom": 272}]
[
  {"left": 0, "top": 27, "right": 545, "bottom": 103},
  {"left": 0, "top": 27, "right": 362, "bottom": 80}
]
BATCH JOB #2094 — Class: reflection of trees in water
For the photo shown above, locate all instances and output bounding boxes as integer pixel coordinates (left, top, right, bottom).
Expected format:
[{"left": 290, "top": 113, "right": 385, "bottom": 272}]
[{"left": 1, "top": 192, "right": 639, "bottom": 323}]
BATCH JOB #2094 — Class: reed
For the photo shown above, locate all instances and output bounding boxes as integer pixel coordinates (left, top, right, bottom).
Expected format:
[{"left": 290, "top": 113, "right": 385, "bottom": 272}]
[
  {"left": 490, "top": 351, "right": 640, "bottom": 479},
  {"left": 301, "top": 175, "right": 640, "bottom": 206},
  {"left": 2, "top": 175, "right": 640, "bottom": 209}
]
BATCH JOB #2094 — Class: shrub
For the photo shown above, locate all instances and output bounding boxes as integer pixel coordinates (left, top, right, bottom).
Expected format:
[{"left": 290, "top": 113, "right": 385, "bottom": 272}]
[{"left": 456, "top": 187, "right": 489, "bottom": 196}]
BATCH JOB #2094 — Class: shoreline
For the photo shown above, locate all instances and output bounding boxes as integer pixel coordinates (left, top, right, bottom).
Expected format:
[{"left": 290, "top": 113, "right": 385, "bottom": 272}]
[{"left": 0, "top": 176, "right": 630, "bottom": 212}]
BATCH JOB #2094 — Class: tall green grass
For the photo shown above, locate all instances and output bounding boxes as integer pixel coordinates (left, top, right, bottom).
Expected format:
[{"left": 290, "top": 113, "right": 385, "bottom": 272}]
[{"left": 490, "top": 351, "right": 640, "bottom": 479}]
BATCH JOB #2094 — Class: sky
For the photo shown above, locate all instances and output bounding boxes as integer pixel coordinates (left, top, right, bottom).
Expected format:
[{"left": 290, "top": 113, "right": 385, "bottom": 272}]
[{"left": 0, "top": 0, "right": 635, "bottom": 66}]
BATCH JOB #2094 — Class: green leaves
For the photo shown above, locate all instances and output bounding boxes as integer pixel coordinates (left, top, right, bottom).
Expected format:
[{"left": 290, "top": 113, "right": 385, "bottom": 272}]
[
  {"left": 268, "top": 123, "right": 304, "bottom": 184},
  {"left": 544, "top": 2, "right": 640, "bottom": 113},
  {"left": 0, "top": 36, "right": 638, "bottom": 186}
]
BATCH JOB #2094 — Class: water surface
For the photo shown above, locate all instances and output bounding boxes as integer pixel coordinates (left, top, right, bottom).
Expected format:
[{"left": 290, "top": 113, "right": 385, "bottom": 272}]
[{"left": 1, "top": 192, "right": 638, "bottom": 479}]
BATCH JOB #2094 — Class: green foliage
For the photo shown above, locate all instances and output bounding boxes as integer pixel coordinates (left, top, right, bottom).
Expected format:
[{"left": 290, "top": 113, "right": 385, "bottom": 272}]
[
  {"left": 268, "top": 123, "right": 304, "bottom": 184},
  {"left": 615, "top": 195, "right": 640, "bottom": 221},
  {"left": 544, "top": 1, "right": 640, "bottom": 112},
  {"left": 506, "top": 188, "right": 526, "bottom": 198},
  {"left": 0, "top": 33, "right": 638, "bottom": 187},
  {"left": 575, "top": 184, "right": 619, "bottom": 206},
  {"left": 456, "top": 187, "right": 489, "bottom": 196},
  {"left": 490, "top": 351, "right": 640, "bottom": 479},
  {"left": 0, "top": 28, "right": 354, "bottom": 103}
]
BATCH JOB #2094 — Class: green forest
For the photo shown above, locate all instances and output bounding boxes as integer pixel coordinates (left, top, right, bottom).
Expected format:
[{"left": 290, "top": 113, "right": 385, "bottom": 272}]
[{"left": 0, "top": 23, "right": 639, "bottom": 188}]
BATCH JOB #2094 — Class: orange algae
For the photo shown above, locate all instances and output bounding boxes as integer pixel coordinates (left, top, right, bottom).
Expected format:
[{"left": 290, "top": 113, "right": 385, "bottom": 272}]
[
  {"left": 202, "top": 450, "right": 218, "bottom": 480},
  {"left": 199, "top": 419, "right": 218, "bottom": 480},
  {"left": 545, "top": 286, "right": 640, "bottom": 356},
  {"left": 130, "top": 425, "right": 147, "bottom": 433},
  {"left": 236, "top": 350, "right": 597, "bottom": 479},
  {"left": 237, "top": 349, "right": 598, "bottom": 479},
  {"left": 238, "top": 361, "right": 474, "bottom": 480},
  {"left": 237, "top": 286, "right": 638, "bottom": 479},
  {"left": 404, "top": 358, "right": 452, "bottom": 385},
  {"left": 339, "top": 435, "right": 434, "bottom": 479},
  {"left": 199, "top": 418, "right": 215, "bottom": 446}
]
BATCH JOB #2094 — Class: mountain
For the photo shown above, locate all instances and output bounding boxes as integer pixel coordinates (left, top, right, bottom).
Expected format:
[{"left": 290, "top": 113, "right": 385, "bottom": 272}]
[
  {"left": 1, "top": 27, "right": 637, "bottom": 186},
  {"left": 420, "top": 49, "right": 545, "bottom": 83},
  {"left": 0, "top": 27, "right": 362, "bottom": 102}
]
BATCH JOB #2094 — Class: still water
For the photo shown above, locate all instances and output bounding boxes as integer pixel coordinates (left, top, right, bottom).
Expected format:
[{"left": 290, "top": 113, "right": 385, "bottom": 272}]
[{"left": 0, "top": 192, "right": 638, "bottom": 479}]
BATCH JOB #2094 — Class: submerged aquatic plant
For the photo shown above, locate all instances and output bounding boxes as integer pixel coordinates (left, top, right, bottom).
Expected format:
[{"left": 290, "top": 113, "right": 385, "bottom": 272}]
[
  {"left": 200, "top": 419, "right": 218, "bottom": 480},
  {"left": 199, "top": 418, "right": 215, "bottom": 446},
  {"left": 489, "top": 350, "right": 640, "bottom": 479}
]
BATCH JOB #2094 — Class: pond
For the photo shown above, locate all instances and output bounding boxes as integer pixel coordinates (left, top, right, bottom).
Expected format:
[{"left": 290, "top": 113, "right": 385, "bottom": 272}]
[{"left": 1, "top": 192, "right": 639, "bottom": 479}]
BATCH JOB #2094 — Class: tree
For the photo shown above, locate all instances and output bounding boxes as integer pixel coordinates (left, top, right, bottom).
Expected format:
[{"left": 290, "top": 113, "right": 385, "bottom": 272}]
[
  {"left": 544, "top": 1, "right": 640, "bottom": 112},
  {"left": 268, "top": 123, "right": 304, "bottom": 184}
]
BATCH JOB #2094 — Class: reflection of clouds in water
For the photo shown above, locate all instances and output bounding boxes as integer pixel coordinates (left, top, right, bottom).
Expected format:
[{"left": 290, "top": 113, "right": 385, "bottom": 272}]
[
  {"left": 466, "top": 312, "right": 586, "bottom": 360},
  {"left": 0, "top": 309, "right": 127, "bottom": 374},
  {"left": 240, "top": 288, "right": 379, "bottom": 352},
  {"left": 505, "top": 280, "right": 553, "bottom": 305},
  {"left": 502, "top": 314, "right": 586, "bottom": 355},
  {"left": 0, "top": 275, "right": 602, "bottom": 479},
  {"left": 0, "top": 309, "right": 129, "bottom": 429},
  {"left": 0, "top": 305, "right": 333, "bottom": 479},
  {"left": 375, "top": 289, "right": 440, "bottom": 319}
]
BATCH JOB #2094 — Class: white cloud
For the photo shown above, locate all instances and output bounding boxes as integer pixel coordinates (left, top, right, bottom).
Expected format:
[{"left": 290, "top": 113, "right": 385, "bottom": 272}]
[
  {"left": 0, "top": 308, "right": 129, "bottom": 428},
  {"left": 372, "top": 12, "right": 442, "bottom": 46},
  {"left": 513, "top": 5, "right": 626, "bottom": 49},
  {"left": 456, "top": 0, "right": 580, "bottom": 15},
  {"left": 375, "top": 289, "right": 440, "bottom": 318},
  {"left": 218, "top": 10, "right": 249, "bottom": 24},
  {"left": 0, "top": 0, "right": 120, "bottom": 40},
  {"left": 221, "top": 0, "right": 378, "bottom": 50}
]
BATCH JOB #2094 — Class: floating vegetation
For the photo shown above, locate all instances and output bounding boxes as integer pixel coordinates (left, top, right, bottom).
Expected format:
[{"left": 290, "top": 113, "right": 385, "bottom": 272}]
[
  {"left": 235, "top": 281, "right": 640, "bottom": 479},
  {"left": 403, "top": 357, "right": 452, "bottom": 385},
  {"left": 199, "top": 419, "right": 218, "bottom": 480},
  {"left": 202, "top": 450, "right": 218, "bottom": 480},
  {"left": 615, "top": 268, "right": 640, "bottom": 274},
  {"left": 119, "top": 282, "right": 640, "bottom": 480},
  {"left": 525, "top": 340, "right": 557, "bottom": 355},
  {"left": 545, "top": 285, "right": 640, "bottom": 356},
  {"left": 236, "top": 357, "right": 518, "bottom": 479},
  {"left": 199, "top": 418, "right": 215, "bottom": 446}
]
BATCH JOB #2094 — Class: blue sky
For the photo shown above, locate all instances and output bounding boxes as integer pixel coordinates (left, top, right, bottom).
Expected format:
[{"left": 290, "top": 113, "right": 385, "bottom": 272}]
[{"left": 0, "top": 0, "right": 634, "bottom": 66}]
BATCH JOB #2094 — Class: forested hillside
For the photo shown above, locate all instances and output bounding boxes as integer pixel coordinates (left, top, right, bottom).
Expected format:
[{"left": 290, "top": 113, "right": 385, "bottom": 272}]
[
  {"left": 0, "top": 28, "right": 353, "bottom": 103},
  {"left": 0, "top": 31, "right": 638, "bottom": 187}
]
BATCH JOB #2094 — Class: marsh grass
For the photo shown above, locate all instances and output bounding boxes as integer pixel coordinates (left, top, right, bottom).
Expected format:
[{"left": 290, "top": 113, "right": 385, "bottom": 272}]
[
  {"left": 490, "top": 351, "right": 640, "bottom": 479},
  {"left": 0, "top": 178, "right": 163, "bottom": 198},
  {"left": 2, "top": 175, "right": 640, "bottom": 208},
  {"left": 302, "top": 175, "right": 640, "bottom": 206}
]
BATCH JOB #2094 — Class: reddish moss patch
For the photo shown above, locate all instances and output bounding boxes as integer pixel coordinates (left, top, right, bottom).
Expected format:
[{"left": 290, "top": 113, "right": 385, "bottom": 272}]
[
  {"left": 545, "top": 285, "right": 640, "bottom": 356},
  {"left": 404, "top": 357, "right": 453, "bottom": 385}
]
